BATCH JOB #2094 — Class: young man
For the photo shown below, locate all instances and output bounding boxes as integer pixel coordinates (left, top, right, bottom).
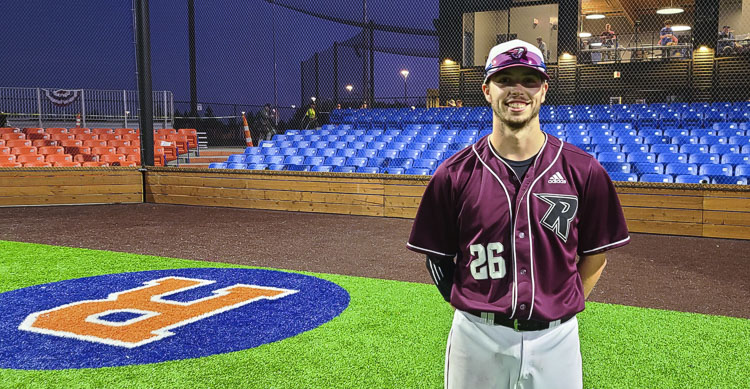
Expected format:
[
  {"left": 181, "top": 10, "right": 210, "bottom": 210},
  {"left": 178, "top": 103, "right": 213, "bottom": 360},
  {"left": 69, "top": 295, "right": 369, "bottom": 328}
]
[{"left": 407, "top": 39, "right": 630, "bottom": 388}]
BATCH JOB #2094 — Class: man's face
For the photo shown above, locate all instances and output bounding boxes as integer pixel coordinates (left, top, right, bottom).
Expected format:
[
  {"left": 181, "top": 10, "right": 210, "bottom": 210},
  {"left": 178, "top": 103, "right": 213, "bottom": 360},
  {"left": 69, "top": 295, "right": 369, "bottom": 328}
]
[{"left": 482, "top": 67, "right": 548, "bottom": 129}]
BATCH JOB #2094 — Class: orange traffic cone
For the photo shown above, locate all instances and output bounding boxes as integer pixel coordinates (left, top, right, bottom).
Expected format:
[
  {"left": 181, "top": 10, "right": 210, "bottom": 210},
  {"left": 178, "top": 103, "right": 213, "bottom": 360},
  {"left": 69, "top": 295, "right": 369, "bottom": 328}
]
[
  {"left": 242, "top": 114, "right": 254, "bottom": 147},
  {"left": 75, "top": 113, "right": 81, "bottom": 128}
]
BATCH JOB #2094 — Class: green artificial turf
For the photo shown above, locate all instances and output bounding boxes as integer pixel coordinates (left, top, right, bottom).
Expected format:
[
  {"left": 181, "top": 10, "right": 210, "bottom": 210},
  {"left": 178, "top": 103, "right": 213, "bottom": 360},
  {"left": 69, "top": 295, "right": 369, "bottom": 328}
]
[{"left": 0, "top": 240, "right": 748, "bottom": 388}]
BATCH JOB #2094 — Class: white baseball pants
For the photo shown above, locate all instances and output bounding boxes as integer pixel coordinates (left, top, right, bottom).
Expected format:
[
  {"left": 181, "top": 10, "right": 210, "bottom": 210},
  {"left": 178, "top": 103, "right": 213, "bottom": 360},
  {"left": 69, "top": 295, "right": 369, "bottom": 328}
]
[{"left": 445, "top": 309, "right": 582, "bottom": 389}]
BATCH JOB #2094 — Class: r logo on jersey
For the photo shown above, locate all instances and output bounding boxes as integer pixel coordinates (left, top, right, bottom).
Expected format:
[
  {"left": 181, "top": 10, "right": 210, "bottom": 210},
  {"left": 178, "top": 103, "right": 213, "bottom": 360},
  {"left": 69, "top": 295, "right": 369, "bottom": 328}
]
[{"left": 534, "top": 193, "right": 578, "bottom": 242}]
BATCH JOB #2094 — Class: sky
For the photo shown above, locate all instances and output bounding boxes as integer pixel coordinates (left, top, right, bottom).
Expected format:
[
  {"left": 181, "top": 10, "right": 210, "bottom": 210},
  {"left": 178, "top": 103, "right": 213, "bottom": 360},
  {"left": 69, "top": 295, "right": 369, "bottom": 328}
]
[{"left": 1, "top": 0, "right": 439, "bottom": 117}]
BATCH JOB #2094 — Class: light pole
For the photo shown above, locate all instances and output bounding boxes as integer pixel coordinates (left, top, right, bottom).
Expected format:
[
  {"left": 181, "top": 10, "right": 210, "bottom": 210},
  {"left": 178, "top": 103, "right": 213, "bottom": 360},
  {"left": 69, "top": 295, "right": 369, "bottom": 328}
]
[{"left": 400, "top": 69, "right": 409, "bottom": 105}]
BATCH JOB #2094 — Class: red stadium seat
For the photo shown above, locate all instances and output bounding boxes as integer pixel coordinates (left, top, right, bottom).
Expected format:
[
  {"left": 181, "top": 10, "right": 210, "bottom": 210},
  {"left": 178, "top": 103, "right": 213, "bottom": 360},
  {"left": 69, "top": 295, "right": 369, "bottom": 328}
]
[
  {"left": 98, "top": 133, "right": 122, "bottom": 141},
  {"left": 6, "top": 139, "right": 32, "bottom": 148},
  {"left": 2, "top": 133, "right": 26, "bottom": 140},
  {"left": 31, "top": 139, "right": 59, "bottom": 147},
  {"left": 38, "top": 146, "right": 65, "bottom": 155},
  {"left": 167, "top": 134, "right": 189, "bottom": 154},
  {"left": 156, "top": 128, "right": 177, "bottom": 136},
  {"left": 45, "top": 128, "right": 68, "bottom": 134},
  {"left": 0, "top": 147, "right": 10, "bottom": 155},
  {"left": 0, "top": 128, "right": 21, "bottom": 135},
  {"left": 108, "top": 140, "right": 131, "bottom": 148},
  {"left": 92, "top": 146, "right": 117, "bottom": 155},
  {"left": 69, "top": 128, "right": 91, "bottom": 135},
  {"left": 121, "top": 134, "right": 140, "bottom": 142},
  {"left": 76, "top": 133, "right": 99, "bottom": 141},
  {"left": 0, "top": 154, "right": 16, "bottom": 163},
  {"left": 50, "top": 133, "right": 75, "bottom": 142},
  {"left": 53, "top": 161, "right": 82, "bottom": 167},
  {"left": 23, "top": 161, "right": 53, "bottom": 167},
  {"left": 46, "top": 154, "right": 73, "bottom": 163},
  {"left": 114, "top": 128, "right": 137, "bottom": 135},
  {"left": 11, "top": 146, "right": 36, "bottom": 155},
  {"left": 91, "top": 128, "right": 114, "bottom": 135},
  {"left": 100, "top": 154, "right": 127, "bottom": 165},
  {"left": 178, "top": 128, "right": 198, "bottom": 149},
  {"left": 0, "top": 162, "right": 22, "bottom": 167},
  {"left": 0, "top": 139, "right": 4, "bottom": 147},
  {"left": 16, "top": 153, "right": 45, "bottom": 164},
  {"left": 74, "top": 153, "right": 98, "bottom": 163},
  {"left": 83, "top": 140, "right": 108, "bottom": 148}
]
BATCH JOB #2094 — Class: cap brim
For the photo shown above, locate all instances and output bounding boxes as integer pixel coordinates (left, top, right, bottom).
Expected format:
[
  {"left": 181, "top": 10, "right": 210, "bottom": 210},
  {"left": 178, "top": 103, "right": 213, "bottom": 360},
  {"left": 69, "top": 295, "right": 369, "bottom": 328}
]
[{"left": 484, "top": 64, "right": 550, "bottom": 83}]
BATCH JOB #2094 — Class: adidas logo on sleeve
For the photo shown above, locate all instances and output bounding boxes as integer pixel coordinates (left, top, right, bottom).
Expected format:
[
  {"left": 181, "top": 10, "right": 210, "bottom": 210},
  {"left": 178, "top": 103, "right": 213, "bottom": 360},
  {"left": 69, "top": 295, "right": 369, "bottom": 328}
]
[{"left": 548, "top": 171, "right": 567, "bottom": 184}]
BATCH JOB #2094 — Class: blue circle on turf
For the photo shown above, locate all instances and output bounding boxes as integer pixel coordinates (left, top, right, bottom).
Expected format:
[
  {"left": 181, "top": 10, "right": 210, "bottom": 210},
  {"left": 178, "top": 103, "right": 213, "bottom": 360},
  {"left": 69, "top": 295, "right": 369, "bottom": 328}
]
[{"left": 0, "top": 268, "right": 349, "bottom": 370}]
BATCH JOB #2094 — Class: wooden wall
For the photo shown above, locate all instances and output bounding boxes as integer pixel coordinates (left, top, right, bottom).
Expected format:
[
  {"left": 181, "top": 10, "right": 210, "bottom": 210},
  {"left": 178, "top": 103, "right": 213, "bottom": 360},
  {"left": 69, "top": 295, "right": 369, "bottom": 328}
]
[
  {"left": 145, "top": 168, "right": 750, "bottom": 240},
  {"left": 0, "top": 168, "right": 142, "bottom": 207}
]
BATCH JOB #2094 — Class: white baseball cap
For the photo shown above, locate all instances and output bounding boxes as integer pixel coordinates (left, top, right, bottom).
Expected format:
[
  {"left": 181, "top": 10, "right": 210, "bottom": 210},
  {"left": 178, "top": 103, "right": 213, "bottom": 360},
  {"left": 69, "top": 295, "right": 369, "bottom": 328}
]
[{"left": 484, "top": 39, "right": 549, "bottom": 83}]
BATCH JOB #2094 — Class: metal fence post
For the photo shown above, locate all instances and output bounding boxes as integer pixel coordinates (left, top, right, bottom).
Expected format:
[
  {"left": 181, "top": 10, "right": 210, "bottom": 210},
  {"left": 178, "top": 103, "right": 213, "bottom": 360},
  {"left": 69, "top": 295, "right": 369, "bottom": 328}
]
[
  {"left": 163, "top": 90, "right": 168, "bottom": 129},
  {"left": 36, "top": 88, "right": 42, "bottom": 127},
  {"left": 123, "top": 89, "right": 128, "bottom": 127},
  {"left": 81, "top": 89, "right": 86, "bottom": 127}
]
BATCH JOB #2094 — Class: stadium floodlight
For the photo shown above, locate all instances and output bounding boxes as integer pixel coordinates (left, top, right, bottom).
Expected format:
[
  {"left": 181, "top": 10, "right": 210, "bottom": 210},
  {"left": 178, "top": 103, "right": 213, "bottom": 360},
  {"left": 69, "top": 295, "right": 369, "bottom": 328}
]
[
  {"left": 671, "top": 25, "right": 691, "bottom": 32},
  {"left": 578, "top": 32, "right": 592, "bottom": 38},
  {"left": 585, "top": 14, "right": 605, "bottom": 20},
  {"left": 345, "top": 84, "right": 354, "bottom": 92},
  {"left": 657, "top": 1, "right": 684, "bottom": 14},
  {"left": 291, "top": 105, "right": 296, "bottom": 109},
  {"left": 311, "top": 97, "right": 316, "bottom": 102}
]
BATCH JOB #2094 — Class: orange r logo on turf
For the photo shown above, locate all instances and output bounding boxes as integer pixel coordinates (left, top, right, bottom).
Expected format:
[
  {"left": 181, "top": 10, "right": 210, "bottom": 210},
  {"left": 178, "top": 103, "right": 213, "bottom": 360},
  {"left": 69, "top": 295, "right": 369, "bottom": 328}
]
[{"left": 18, "top": 276, "right": 297, "bottom": 348}]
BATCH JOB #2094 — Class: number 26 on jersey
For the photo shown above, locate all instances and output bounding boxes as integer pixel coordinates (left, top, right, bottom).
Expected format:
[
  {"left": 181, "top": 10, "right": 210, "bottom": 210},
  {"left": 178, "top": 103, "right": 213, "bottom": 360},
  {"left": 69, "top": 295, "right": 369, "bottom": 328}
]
[{"left": 469, "top": 243, "right": 506, "bottom": 280}]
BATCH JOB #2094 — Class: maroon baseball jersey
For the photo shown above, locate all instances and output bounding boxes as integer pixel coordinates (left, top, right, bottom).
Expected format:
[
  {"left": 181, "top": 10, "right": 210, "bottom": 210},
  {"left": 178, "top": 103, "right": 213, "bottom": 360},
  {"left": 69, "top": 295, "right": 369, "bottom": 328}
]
[{"left": 407, "top": 134, "right": 629, "bottom": 321}]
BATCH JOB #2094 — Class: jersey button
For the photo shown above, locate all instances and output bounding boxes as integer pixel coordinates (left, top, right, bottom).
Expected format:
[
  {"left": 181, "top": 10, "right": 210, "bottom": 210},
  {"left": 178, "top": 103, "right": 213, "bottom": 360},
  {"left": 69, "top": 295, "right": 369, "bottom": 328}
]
[
  {"left": 518, "top": 232, "right": 525, "bottom": 239},
  {"left": 519, "top": 304, "right": 527, "bottom": 310}
]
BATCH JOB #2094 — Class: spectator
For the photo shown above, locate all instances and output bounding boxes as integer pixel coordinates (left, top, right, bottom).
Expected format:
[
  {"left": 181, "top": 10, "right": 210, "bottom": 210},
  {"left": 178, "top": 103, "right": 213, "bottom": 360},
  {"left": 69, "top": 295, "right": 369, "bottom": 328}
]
[
  {"left": 446, "top": 99, "right": 456, "bottom": 107},
  {"left": 456, "top": 99, "right": 464, "bottom": 108},
  {"left": 660, "top": 20, "right": 678, "bottom": 58},
  {"left": 536, "top": 37, "right": 549, "bottom": 62},
  {"left": 259, "top": 103, "right": 277, "bottom": 141},
  {"left": 600, "top": 24, "right": 617, "bottom": 61},
  {"left": 304, "top": 102, "right": 319, "bottom": 129},
  {"left": 360, "top": 101, "right": 368, "bottom": 109},
  {"left": 718, "top": 25, "right": 739, "bottom": 56},
  {"left": 336, "top": 103, "right": 342, "bottom": 110}
]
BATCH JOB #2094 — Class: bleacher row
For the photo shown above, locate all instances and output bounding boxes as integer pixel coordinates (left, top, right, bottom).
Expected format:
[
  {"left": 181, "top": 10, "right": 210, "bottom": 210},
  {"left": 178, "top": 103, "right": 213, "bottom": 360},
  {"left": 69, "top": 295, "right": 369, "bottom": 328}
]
[
  {"left": 0, "top": 127, "right": 198, "bottom": 167},
  {"left": 210, "top": 103, "right": 750, "bottom": 185}
]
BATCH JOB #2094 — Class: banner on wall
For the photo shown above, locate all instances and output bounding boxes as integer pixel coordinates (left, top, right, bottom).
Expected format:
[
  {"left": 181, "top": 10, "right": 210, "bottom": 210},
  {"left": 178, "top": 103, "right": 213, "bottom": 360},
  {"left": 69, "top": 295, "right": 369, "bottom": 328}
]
[{"left": 43, "top": 89, "right": 80, "bottom": 106}]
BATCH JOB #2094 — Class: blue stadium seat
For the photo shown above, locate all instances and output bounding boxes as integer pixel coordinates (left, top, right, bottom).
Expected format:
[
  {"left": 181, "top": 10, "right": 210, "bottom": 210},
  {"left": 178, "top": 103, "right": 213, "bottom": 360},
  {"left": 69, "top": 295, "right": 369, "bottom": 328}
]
[
  {"left": 681, "top": 112, "right": 703, "bottom": 128},
  {"left": 608, "top": 172, "right": 638, "bottom": 182},
  {"left": 717, "top": 128, "right": 744, "bottom": 137},
  {"left": 283, "top": 155, "right": 305, "bottom": 165},
  {"left": 324, "top": 156, "right": 346, "bottom": 166},
  {"left": 377, "top": 149, "right": 400, "bottom": 159},
  {"left": 399, "top": 149, "right": 421, "bottom": 159},
  {"left": 335, "top": 148, "right": 356, "bottom": 158},
  {"left": 565, "top": 123, "right": 587, "bottom": 133},
  {"left": 405, "top": 167, "right": 431, "bottom": 175},
  {"left": 279, "top": 147, "right": 298, "bottom": 156},
  {"left": 736, "top": 164, "right": 750, "bottom": 176},
  {"left": 348, "top": 141, "right": 366, "bottom": 149},
  {"left": 727, "top": 110, "right": 750, "bottom": 123},
  {"left": 744, "top": 145, "right": 750, "bottom": 153},
  {"left": 385, "top": 167, "right": 405, "bottom": 175},
  {"left": 640, "top": 174, "right": 674, "bottom": 183},
  {"left": 729, "top": 136, "right": 750, "bottom": 145},
  {"left": 688, "top": 153, "right": 720, "bottom": 165},
  {"left": 597, "top": 152, "right": 626, "bottom": 163},
  {"left": 413, "top": 158, "right": 438, "bottom": 170},
  {"left": 689, "top": 129, "right": 715, "bottom": 137},
  {"left": 712, "top": 176, "right": 748, "bottom": 185},
  {"left": 366, "top": 129, "right": 384, "bottom": 136},
  {"left": 638, "top": 128, "right": 662, "bottom": 138},
  {"left": 710, "top": 144, "right": 741, "bottom": 154},
  {"left": 613, "top": 129, "right": 638, "bottom": 138},
  {"left": 356, "top": 166, "right": 381, "bottom": 174},
  {"left": 455, "top": 134, "right": 476, "bottom": 144},
  {"left": 699, "top": 163, "right": 733, "bottom": 177},
  {"left": 284, "top": 164, "right": 310, "bottom": 171},
  {"left": 388, "top": 158, "right": 414, "bottom": 169},
  {"left": 296, "top": 148, "right": 316, "bottom": 157},
  {"left": 543, "top": 123, "right": 564, "bottom": 134},
  {"left": 317, "top": 148, "right": 337, "bottom": 157},
  {"left": 586, "top": 122, "right": 609, "bottom": 132},
  {"left": 227, "top": 154, "right": 247, "bottom": 163},
  {"left": 421, "top": 150, "right": 444, "bottom": 160},
  {"left": 679, "top": 144, "right": 709, "bottom": 154},
  {"left": 333, "top": 166, "right": 356, "bottom": 173},
  {"left": 312, "top": 141, "right": 329, "bottom": 149},
  {"left": 675, "top": 175, "right": 710, "bottom": 184},
  {"left": 264, "top": 155, "right": 285, "bottom": 165},
  {"left": 304, "top": 156, "right": 325, "bottom": 166},
  {"left": 385, "top": 129, "right": 402, "bottom": 136},
  {"left": 208, "top": 162, "right": 228, "bottom": 169},
  {"left": 657, "top": 153, "right": 688, "bottom": 164},
  {"left": 247, "top": 163, "right": 267, "bottom": 170},
  {"left": 650, "top": 144, "right": 679, "bottom": 154},
  {"left": 261, "top": 147, "right": 280, "bottom": 156},
  {"left": 345, "top": 157, "right": 368, "bottom": 168},
  {"left": 659, "top": 112, "right": 681, "bottom": 128},
  {"left": 277, "top": 141, "right": 293, "bottom": 149},
  {"left": 244, "top": 147, "right": 261, "bottom": 155},
  {"left": 587, "top": 129, "right": 610, "bottom": 137},
  {"left": 622, "top": 144, "right": 650, "bottom": 153},
  {"left": 610, "top": 123, "right": 632, "bottom": 133},
  {"left": 566, "top": 135, "right": 591, "bottom": 145},
  {"left": 376, "top": 135, "right": 394, "bottom": 143},
  {"left": 258, "top": 140, "right": 275, "bottom": 148},
  {"left": 595, "top": 144, "right": 621, "bottom": 153},
  {"left": 633, "top": 162, "right": 664, "bottom": 175},
  {"left": 712, "top": 122, "right": 738, "bottom": 132},
  {"left": 637, "top": 112, "right": 659, "bottom": 128},
  {"left": 266, "top": 164, "right": 285, "bottom": 171},
  {"left": 665, "top": 162, "right": 698, "bottom": 176},
  {"left": 704, "top": 111, "right": 725, "bottom": 126},
  {"left": 721, "top": 154, "right": 750, "bottom": 165},
  {"left": 406, "top": 142, "right": 428, "bottom": 152},
  {"left": 394, "top": 135, "right": 413, "bottom": 143},
  {"left": 354, "top": 148, "right": 376, "bottom": 158},
  {"left": 367, "top": 141, "right": 387, "bottom": 150},
  {"left": 618, "top": 136, "right": 643, "bottom": 145},
  {"left": 626, "top": 152, "right": 656, "bottom": 163},
  {"left": 324, "top": 135, "right": 340, "bottom": 142},
  {"left": 664, "top": 129, "right": 689, "bottom": 137},
  {"left": 601, "top": 162, "right": 631, "bottom": 173},
  {"left": 671, "top": 136, "right": 699, "bottom": 145},
  {"left": 699, "top": 136, "right": 727, "bottom": 145},
  {"left": 644, "top": 135, "right": 671, "bottom": 144},
  {"left": 428, "top": 143, "right": 450, "bottom": 152}
]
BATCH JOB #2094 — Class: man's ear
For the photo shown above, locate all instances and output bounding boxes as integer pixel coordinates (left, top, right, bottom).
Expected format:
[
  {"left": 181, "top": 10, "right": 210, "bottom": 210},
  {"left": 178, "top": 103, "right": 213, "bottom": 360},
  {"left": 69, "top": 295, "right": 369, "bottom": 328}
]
[
  {"left": 540, "top": 81, "right": 549, "bottom": 104},
  {"left": 482, "top": 83, "right": 492, "bottom": 104}
]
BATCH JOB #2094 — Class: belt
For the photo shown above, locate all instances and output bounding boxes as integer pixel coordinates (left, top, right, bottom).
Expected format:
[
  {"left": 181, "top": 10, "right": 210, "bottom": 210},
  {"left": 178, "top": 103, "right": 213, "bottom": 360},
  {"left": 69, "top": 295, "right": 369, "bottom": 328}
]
[{"left": 466, "top": 310, "right": 574, "bottom": 332}]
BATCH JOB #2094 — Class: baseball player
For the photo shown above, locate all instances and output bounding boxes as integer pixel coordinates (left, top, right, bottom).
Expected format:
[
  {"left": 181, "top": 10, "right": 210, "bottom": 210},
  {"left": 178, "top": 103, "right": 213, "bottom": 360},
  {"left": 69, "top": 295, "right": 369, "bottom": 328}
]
[{"left": 407, "top": 39, "right": 630, "bottom": 389}]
